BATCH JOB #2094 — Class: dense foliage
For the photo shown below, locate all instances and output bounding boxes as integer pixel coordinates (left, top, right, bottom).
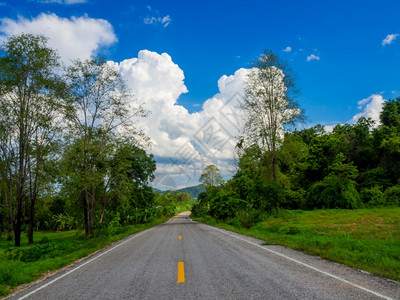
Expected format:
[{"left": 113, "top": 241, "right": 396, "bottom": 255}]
[
  {"left": 0, "top": 34, "right": 190, "bottom": 246},
  {"left": 193, "top": 61, "right": 400, "bottom": 221}
]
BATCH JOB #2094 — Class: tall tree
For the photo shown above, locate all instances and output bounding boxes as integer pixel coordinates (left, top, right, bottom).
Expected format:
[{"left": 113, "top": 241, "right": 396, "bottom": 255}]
[
  {"left": 0, "top": 33, "right": 64, "bottom": 246},
  {"left": 64, "top": 57, "right": 147, "bottom": 236},
  {"left": 380, "top": 97, "right": 400, "bottom": 129},
  {"left": 241, "top": 50, "right": 303, "bottom": 180},
  {"left": 200, "top": 165, "right": 224, "bottom": 188}
]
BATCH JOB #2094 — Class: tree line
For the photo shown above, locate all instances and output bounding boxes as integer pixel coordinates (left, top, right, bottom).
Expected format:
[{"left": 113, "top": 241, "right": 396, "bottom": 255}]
[
  {"left": 193, "top": 50, "right": 400, "bottom": 224},
  {"left": 0, "top": 34, "right": 180, "bottom": 247}
]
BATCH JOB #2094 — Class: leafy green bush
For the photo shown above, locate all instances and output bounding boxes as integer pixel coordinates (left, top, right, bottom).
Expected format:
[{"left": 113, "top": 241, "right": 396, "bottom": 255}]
[
  {"left": 283, "top": 189, "right": 305, "bottom": 209},
  {"left": 250, "top": 181, "right": 285, "bottom": 212},
  {"left": 383, "top": 185, "right": 400, "bottom": 206},
  {"left": 360, "top": 186, "right": 385, "bottom": 207},
  {"left": 52, "top": 213, "right": 77, "bottom": 231},
  {"left": 208, "top": 189, "right": 244, "bottom": 220},
  {"left": 191, "top": 202, "right": 207, "bottom": 217},
  {"left": 305, "top": 175, "right": 360, "bottom": 209}
]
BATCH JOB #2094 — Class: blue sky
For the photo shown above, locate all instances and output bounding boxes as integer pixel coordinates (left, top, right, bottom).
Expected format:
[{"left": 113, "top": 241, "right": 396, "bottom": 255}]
[{"left": 1, "top": 0, "right": 399, "bottom": 188}]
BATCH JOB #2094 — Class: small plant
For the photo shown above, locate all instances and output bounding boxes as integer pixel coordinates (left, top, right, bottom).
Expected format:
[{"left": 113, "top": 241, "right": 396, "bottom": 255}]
[{"left": 52, "top": 213, "right": 77, "bottom": 231}]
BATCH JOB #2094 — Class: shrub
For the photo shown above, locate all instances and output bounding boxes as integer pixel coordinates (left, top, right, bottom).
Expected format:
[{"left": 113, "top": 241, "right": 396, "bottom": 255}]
[
  {"left": 383, "top": 185, "right": 400, "bottom": 206},
  {"left": 226, "top": 217, "right": 243, "bottom": 228},
  {"left": 251, "top": 181, "right": 285, "bottom": 212},
  {"left": 284, "top": 189, "right": 305, "bottom": 209},
  {"left": 237, "top": 209, "right": 264, "bottom": 228},
  {"left": 305, "top": 175, "right": 360, "bottom": 209},
  {"left": 208, "top": 189, "right": 244, "bottom": 220},
  {"left": 360, "top": 186, "right": 385, "bottom": 207},
  {"left": 52, "top": 213, "right": 77, "bottom": 231},
  {"left": 191, "top": 202, "right": 207, "bottom": 217}
]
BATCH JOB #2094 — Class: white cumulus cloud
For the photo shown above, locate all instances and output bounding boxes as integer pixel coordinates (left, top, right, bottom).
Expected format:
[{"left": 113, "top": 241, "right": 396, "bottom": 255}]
[
  {"left": 111, "top": 51, "right": 248, "bottom": 188},
  {"left": 307, "top": 54, "right": 320, "bottom": 62},
  {"left": 283, "top": 46, "right": 292, "bottom": 52},
  {"left": 382, "top": 33, "right": 399, "bottom": 46},
  {"left": 350, "top": 94, "right": 385, "bottom": 126},
  {"left": 324, "top": 94, "right": 385, "bottom": 132},
  {"left": 0, "top": 13, "right": 117, "bottom": 63}
]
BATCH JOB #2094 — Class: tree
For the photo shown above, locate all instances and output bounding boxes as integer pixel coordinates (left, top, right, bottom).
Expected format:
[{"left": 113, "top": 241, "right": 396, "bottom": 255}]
[
  {"left": 380, "top": 97, "right": 400, "bottom": 129},
  {"left": 63, "top": 56, "right": 147, "bottom": 236},
  {"left": 0, "top": 34, "right": 64, "bottom": 246},
  {"left": 105, "top": 142, "right": 156, "bottom": 224},
  {"left": 241, "top": 50, "right": 303, "bottom": 181},
  {"left": 199, "top": 165, "right": 224, "bottom": 188}
]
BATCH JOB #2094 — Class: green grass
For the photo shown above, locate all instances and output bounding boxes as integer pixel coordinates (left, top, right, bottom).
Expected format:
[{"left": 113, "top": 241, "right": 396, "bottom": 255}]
[
  {"left": 0, "top": 217, "right": 167, "bottom": 298},
  {"left": 192, "top": 208, "right": 400, "bottom": 282}
]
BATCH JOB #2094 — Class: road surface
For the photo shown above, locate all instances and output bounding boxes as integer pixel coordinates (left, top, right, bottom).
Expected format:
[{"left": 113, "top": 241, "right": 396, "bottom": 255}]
[{"left": 8, "top": 212, "right": 400, "bottom": 299}]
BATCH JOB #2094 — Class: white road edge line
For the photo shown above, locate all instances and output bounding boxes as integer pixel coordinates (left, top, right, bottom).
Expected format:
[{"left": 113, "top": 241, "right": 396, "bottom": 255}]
[
  {"left": 209, "top": 226, "right": 393, "bottom": 300},
  {"left": 17, "top": 227, "right": 155, "bottom": 300}
]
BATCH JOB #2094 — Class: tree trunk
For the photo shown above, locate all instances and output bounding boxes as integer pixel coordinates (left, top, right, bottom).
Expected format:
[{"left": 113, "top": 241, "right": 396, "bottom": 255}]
[
  {"left": 14, "top": 205, "right": 22, "bottom": 247},
  {"left": 15, "top": 172, "right": 24, "bottom": 246},
  {"left": 0, "top": 213, "right": 3, "bottom": 241},
  {"left": 7, "top": 198, "right": 13, "bottom": 241},
  {"left": 16, "top": 111, "right": 26, "bottom": 247},
  {"left": 28, "top": 196, "right": 35, "bottom": 244},
  {"left": 99, "top": 201, "right": 105, "bottom": 224},
  {"left": 271, "top": 153, "right": 277, "bottom": 181},
  {"left": 28, "top": 156, "right": 40, "bottom": 244},
  {"left": 82, "top": 191, "right": 90, "bottom": 237},
  {"left": 89, "top": 186, "right": 96, "bottom": 234},
  {"left": 99, "top": 193, "right": 108, "bottom": 224}
]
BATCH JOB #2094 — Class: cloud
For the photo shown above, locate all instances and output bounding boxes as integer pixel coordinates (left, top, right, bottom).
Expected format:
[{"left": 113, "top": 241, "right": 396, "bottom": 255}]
[
  {"left": 111, "top": 51, "right": 249, "bottom": 188},
  {"left": 144, "top": 15, "right": 171, "bottom": 27},
  {"left": 323, "top": 94, "right": 385, "bottom": 132},
  {"left": 350, "top": 94, "right": 385, "bottom": 126},
  {"left": 307, "top": 54, "right": 320, "bottom": 62},
  {"left": 0, "top": 13, "right": 117, "bottom": 63},
  {"left": 382, "top": 33, "right": 399, "bottom": 46},
  {"left": 35, "top": 0, "right": 87, "bottom": 3},
  {"left": 283, "top": 46, "right": 292, "bottom": 52}
]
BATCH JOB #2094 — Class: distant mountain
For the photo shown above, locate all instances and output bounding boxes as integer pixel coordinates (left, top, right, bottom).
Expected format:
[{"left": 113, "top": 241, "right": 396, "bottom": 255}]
[
  {"left": 152, "top": 187, "right": 165, "bottom": 194},
  {"left": 177, "top": 184, "right": 206, "bottom": 199},
  {"left": 152, "top": 184, "right": 206, "bottom": 199}
]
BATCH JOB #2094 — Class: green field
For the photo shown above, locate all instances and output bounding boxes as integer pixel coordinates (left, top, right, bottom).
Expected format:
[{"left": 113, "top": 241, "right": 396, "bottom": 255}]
[
  {"left": 193, "top": 208, "right": 400, "bottom": 282},
  {"left": 0, "top": 217, "right": 167, "bottom": 297}
]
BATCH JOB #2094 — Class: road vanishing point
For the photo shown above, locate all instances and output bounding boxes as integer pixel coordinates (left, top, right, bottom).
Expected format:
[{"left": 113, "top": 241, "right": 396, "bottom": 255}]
[{"left": 8, "top": 212, "right": 400, "bottom": 300}]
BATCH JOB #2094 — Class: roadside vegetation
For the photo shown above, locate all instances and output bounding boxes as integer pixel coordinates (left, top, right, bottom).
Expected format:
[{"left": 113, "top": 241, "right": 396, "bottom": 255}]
[
  {"left": 192, "top": 50, "right": 400, "bottom": 282},
  {"left": 0, "top": 33, "right": 195, "bottom": 297},
  {"left": 0, "top": 219, "right": 163, "bottom": 297},
  {"left": 193, "top": 208, "right": 400, "bottom": 282},
  {"left": 0, "top": 191, "right": 193, "bottom": 297}
]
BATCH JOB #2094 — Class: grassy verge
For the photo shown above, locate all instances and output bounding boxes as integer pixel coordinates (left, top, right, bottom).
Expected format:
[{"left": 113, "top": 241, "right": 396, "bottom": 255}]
[
  {"left": 0, "top": 217, "right": 167, "bottom": 298},
  {"left": 192, "top": 208, "right": 400, "bottom": 282}
]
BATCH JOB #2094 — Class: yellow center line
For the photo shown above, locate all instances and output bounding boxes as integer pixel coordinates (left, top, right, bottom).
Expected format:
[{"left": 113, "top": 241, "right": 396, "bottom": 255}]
[
  {"left": 177, "top": 262, "right": 185, "bottom": 283},
  {"left": 178, "top": 227, "right": 181, "bottom": 231},
  {"left": 179, "top": 235, "right": 182, "bottom": 240}
]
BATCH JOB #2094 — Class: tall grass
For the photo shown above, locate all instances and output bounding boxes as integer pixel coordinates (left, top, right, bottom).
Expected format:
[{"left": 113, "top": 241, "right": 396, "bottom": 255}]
[{"left": 193, "top": 208, "right": 400, "bottom": 282}]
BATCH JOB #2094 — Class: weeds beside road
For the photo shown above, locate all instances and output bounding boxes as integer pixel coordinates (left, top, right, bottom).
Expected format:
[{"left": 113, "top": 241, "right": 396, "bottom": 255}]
[
  {"left": 0, "top": 217, "right": 167, "bottom": 297},
  {"left": 193, "top": 208, "right": 400, "bottom": 282}
]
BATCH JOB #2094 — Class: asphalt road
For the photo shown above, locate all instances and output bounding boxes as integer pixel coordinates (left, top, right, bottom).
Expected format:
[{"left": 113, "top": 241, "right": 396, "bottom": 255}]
[{"left": 8, "top": 212, "right": 400, "bottom": 300}]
